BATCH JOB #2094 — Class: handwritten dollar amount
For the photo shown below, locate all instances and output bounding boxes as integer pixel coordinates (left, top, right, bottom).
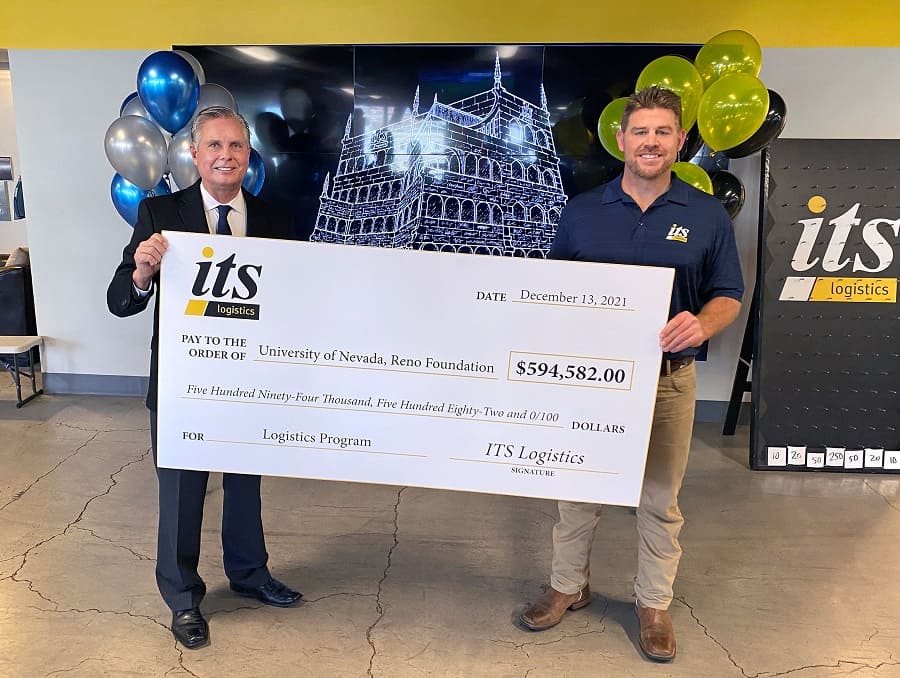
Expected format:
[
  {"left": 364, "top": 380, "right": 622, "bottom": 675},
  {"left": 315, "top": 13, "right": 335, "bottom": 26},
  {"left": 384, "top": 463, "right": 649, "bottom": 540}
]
[{"left": 508, "top": 352, "right": 634, "bottom": 391}]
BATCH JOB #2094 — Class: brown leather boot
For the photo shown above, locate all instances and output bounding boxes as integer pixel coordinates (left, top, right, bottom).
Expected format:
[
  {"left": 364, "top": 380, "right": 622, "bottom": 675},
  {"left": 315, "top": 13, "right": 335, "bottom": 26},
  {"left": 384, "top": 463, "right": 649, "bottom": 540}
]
[
  {"left": 635, "top": 601, "right": 676, "bottom": 661},
  {"left": 520, "top": 584, "right": 591, "bottom": 631}
]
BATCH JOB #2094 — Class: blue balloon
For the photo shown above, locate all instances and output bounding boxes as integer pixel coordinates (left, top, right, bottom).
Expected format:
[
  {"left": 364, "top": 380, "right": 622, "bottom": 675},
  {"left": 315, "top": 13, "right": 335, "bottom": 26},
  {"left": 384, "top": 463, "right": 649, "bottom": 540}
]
[
  {"left": 150, "top": 176, "right": 172, "bottom": 197},
  {"left": 242, "top": 148, "right": 266, "bottom": 196},
  {"left": 137, "top": 51, "right": 199, "bottom": 134},
  {"left": 111, "top": 173, "right": 171, "bottom": 227},
  {"left": 119, "top": 91, "right": 139, "bottom": 116}
]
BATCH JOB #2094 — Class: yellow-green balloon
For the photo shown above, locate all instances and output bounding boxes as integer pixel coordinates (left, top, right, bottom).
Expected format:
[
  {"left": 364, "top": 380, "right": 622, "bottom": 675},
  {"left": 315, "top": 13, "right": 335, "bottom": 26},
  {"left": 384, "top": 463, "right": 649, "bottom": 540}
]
[
  {"left": 695, "top": 29, "right": 762, "bottom": 88},
  {"left": 597, "top": 97, "right": 628, "bottom": 161},
  {"left": 636, "top": 55, "right": 704, "bottom": 130},
  {"left": 672, "top": 162, "right": 713, "bottom": 194},
  {"left": 697, "top": 73, "right": 769, "bottom": 151}
]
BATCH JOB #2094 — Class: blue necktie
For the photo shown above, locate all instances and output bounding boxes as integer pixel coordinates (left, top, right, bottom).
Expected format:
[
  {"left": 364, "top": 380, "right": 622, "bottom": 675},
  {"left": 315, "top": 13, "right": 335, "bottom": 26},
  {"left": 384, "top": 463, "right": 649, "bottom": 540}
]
[{"left": 215, "top": 205, "right": 232, "bottom": 235}]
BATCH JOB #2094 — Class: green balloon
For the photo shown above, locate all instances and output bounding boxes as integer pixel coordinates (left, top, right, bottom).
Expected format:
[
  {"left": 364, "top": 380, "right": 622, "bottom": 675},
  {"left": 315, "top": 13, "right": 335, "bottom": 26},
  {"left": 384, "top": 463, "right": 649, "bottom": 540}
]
[
  {"left": 636, "top": 55, "right": 704, "bottom": 130},
  {"left": 672, "top": 162, "right": 712, "bottom": 194},
  {"left": 697, "top": 73, "right": 769, "bottom": 151},
  {"left": 695, "top": 29, "right": 762, "bottom": 89},
  {"left": 597, "top": 97, "right": 628, "bottom": 161}
]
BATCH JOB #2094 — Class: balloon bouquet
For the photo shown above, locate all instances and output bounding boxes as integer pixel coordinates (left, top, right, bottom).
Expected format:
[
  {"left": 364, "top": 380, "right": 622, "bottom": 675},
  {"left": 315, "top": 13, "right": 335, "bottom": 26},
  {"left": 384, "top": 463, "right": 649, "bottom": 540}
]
[
  {"left": 104, "top": 50, "right": 266, "bottom": 226},
  {"left": 597, "top": 30, "right": 787, "bottom": 220}
]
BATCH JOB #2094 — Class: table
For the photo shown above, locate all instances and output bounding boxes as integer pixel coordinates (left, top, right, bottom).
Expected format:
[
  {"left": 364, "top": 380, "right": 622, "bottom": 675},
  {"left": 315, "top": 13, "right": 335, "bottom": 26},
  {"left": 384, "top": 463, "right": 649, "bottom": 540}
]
[{"left": 0, "top": 335, "right": 43, "bottom": 407}]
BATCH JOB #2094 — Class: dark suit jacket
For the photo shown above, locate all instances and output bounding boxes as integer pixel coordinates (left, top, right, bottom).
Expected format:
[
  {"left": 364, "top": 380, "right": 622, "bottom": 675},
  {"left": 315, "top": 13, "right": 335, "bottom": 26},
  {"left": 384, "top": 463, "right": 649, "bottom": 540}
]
[{"left": 107, "top": 181, "right": 293, "bottom": 410}]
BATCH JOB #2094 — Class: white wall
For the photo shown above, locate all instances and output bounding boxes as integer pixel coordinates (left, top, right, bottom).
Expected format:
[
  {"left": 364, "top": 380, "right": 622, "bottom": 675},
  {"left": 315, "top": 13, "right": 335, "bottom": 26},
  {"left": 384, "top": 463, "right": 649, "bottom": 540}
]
[
  {"left": 0, "top": 217, "right": 27, "bottom": 253},
  {"left": 761, "top": 49, "right": 900, "bottom": 139},
  {"left": 10, "top": 47, "right": 899, "bottom": 400},
  {"left": 694, "top": 154, "right": 759, "bottom": 402},
  {"left": 0, "top": 70, "right": 27, "bottom": 251},
  {"left": 9, "top": 50, "right": 153, "bottom": 377}
]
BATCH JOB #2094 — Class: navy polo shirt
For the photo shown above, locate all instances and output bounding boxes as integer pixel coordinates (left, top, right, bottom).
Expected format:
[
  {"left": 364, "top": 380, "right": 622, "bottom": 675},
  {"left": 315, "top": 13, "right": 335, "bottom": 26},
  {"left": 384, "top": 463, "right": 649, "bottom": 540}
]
[{"left": 550, "top": 174, "right": 744, "bottom": 358}]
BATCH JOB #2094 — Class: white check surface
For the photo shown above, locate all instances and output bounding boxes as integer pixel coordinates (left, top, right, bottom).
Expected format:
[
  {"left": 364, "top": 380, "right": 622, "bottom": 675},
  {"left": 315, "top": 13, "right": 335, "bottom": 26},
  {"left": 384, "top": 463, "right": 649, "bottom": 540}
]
[{"left": 158, "top": 232, "right": 673, "bottom": 506}]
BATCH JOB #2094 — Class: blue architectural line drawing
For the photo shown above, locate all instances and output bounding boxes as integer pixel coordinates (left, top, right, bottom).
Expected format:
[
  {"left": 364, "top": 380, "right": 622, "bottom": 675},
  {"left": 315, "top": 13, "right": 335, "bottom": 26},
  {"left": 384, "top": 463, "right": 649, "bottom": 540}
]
[{"left": 311, "top": 53, "right": 567, "bottom": 257}]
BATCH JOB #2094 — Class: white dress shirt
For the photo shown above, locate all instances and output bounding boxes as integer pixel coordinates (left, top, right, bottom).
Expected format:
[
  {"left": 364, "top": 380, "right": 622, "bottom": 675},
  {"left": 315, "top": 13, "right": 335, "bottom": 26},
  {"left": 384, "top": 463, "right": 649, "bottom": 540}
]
[{"left": 199, "top": 183, "right": 247, "bottom": 237}]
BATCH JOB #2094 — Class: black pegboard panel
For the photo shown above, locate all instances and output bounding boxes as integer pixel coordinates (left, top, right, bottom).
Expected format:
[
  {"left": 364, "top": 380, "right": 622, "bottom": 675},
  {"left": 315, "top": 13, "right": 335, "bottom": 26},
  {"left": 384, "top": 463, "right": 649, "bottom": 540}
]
[{"left": 752, "top": 139, "right": 900, "bottom": 472}]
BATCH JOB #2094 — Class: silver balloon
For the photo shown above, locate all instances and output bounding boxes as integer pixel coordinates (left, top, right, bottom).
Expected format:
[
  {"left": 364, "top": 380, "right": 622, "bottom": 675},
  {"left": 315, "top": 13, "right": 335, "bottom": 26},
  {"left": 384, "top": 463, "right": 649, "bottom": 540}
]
[
  {"left": 121, "top": 95, "right": 151, "bottom": 119},
  {"left": 167, "top": 126, "right": 199, "bottom": 190},
  {"left": 174, "top": 50, "right": 206, "bottom": 86},
  {"left": 104, "top": 115, "right": 168, "bottom": 190},
  {"left": 122, "top": 96, "right": 171, "bottom": 147},
  {"left": 196, "top": 83, "right": 237, "bottom": 113}
]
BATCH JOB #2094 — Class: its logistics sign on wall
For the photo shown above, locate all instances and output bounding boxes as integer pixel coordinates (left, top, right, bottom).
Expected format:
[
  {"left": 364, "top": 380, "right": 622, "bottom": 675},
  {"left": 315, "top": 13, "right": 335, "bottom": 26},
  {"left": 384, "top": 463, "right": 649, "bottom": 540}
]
[{"left": 754, "top": 139, "right": 899, "bottom": 473}]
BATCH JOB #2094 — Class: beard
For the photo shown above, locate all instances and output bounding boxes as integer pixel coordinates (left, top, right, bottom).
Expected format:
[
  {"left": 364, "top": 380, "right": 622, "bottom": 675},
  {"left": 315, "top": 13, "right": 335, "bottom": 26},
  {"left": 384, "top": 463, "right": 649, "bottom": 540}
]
[{"left": 624, "top": 154, "right": 673, "bottom": 181}]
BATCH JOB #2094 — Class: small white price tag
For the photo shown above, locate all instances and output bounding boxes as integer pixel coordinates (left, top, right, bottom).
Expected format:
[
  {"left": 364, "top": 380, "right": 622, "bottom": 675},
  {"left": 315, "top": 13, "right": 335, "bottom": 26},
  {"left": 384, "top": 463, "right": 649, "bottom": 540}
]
[
  {"left": 787, "top": 446, "right": 806, "bottom": 465},
  {"left": 825, "top": 447, "right": 845, "bottom": 467},
  {"left": 865, "top": 448, "right": 884, "bottom": 468},
  {"left": 767, "top": 447, "right": 787, "bottom": 466},
  {"left": 806, "top": 451, "right": 825, "bottom": 468},
  {"left": 843, "top": 449, "right": 864, "bottom": 469},
  {"left": 885, "top": 451, "right": 900, "bottom": 470}
]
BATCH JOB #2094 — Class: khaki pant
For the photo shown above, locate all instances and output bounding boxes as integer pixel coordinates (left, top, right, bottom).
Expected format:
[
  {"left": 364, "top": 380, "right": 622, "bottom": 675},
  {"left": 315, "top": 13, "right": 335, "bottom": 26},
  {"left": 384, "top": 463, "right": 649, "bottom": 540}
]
[{"left": 550, "top": 362, "right": 696, "bottom": 610}]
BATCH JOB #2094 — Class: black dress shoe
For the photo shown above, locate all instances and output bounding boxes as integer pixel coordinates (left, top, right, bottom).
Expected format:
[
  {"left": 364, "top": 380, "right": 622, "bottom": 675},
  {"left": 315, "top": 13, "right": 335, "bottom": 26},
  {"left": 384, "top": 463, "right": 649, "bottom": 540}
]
[
  {"left": 230, "top": 577, "right": 302, "bottom": 607},
  {"left": 171, "top": 607, "right": 209, "bottom": 649}
]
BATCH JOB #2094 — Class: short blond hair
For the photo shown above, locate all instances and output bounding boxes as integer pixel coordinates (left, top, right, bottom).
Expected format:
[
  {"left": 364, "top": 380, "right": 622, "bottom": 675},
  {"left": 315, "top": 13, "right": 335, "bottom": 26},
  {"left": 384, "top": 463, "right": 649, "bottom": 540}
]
[{"left": 191, "top": 106, "right": 251, "bottom": 145}]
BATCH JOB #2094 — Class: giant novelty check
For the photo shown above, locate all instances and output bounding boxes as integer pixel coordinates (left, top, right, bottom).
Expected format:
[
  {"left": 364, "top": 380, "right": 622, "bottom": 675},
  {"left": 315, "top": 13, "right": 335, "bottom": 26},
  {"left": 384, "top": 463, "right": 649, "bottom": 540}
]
[{"left": 157, "top": 231, "right": 674, "bottom": 506}]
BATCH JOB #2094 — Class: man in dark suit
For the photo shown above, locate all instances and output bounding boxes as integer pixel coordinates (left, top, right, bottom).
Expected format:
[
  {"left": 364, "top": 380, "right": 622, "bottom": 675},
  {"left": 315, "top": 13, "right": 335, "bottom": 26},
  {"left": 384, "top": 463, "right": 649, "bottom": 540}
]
[{"left": 108, "top": 106, "right": 301, "bottom": 650}]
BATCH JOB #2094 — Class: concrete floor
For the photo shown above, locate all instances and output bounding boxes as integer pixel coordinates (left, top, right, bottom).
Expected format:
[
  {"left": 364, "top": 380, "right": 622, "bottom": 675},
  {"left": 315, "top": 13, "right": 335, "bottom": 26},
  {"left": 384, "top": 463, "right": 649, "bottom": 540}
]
[{"left": 1, "top": 378, "right": 899, "bottom": 678}]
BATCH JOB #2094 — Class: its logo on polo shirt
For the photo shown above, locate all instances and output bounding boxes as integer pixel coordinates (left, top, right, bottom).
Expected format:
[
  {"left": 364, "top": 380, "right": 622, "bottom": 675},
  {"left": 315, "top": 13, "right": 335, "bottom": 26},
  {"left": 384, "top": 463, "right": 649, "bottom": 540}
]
[{"left": 665, "top": 224, "right": 690, "bottom": 243}]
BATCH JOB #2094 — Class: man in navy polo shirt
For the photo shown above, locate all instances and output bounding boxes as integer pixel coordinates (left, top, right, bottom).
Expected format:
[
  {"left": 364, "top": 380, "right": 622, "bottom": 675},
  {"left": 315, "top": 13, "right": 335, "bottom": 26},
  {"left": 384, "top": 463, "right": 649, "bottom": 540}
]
[{"left": 520, "top": 86, "right": 743, "bottom": 662}]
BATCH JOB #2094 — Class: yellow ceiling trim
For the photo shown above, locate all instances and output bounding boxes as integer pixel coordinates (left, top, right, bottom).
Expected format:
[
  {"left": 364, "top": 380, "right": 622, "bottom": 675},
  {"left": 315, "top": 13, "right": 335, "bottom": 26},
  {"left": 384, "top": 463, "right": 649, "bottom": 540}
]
[{"left": 0, "top": 1, "right": 897, "bottom": 49}]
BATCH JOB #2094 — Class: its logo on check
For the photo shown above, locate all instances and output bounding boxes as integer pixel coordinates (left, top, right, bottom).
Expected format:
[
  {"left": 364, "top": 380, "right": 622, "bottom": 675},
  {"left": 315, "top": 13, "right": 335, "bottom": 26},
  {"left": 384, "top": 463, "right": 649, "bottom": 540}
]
[{"left": 184, "top": 247, "right": 263, "bottom": 320}]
